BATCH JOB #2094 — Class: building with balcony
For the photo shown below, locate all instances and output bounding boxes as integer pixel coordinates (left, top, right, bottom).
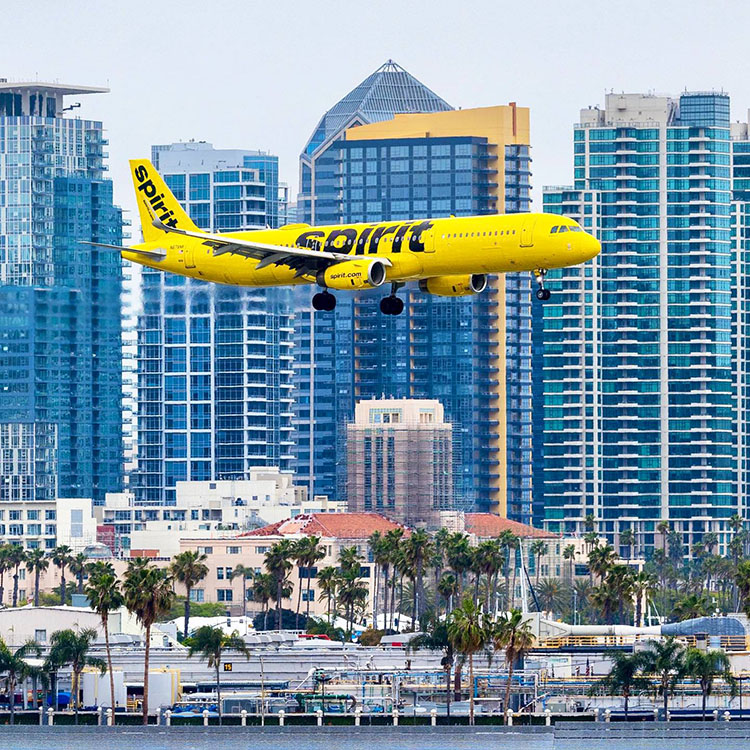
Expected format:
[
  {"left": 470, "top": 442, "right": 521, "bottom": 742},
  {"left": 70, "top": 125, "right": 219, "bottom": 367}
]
[
  {"left": 540, "top": 92, "right": 735, "bottom": 557},
  {"left": 134, "top": 142, "right": 294, "bottom": 504},
  {"left": 0, "top": 80, "right": 123, "bottom": 505}
]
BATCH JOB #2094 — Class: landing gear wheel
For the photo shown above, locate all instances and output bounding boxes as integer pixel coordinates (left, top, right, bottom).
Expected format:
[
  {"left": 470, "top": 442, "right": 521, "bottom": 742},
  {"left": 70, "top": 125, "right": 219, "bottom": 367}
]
[
  {"left": 533, "top": 269, "right": 550, "bottom": 301},
  {"left": 380, "top": 296, "right": 404, "bottom": 315},
  {"left": 313, "top": 291, "right": 336, "bottom": 311}
]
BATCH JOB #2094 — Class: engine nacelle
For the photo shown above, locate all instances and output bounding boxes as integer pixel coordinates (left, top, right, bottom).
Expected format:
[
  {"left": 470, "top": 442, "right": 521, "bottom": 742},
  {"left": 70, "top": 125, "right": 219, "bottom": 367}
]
[
  {"left": 317, "top": 259, "right": 387, "bottom": 290},
  {"left": 418, "top": 274, "right": 488, "bottom": 297}
]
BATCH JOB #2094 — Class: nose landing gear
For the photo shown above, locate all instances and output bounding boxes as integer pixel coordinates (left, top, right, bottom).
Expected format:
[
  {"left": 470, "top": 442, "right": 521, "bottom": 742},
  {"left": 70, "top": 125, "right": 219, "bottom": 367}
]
[
  {"left": 312, "top": 290, "right": 336, "bottom": 311},
  {"left": 380, "top": 282, "right": 405, "bottom": 315},
  {"left": 534, "top": 269, "right": 551, "bottom": 301}
]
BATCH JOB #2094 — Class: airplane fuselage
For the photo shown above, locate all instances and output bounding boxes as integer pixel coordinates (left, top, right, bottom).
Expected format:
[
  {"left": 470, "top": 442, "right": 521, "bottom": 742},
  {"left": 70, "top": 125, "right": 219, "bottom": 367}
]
[{"left": 124, "top": 212, "right": 600, "bottom": 287}]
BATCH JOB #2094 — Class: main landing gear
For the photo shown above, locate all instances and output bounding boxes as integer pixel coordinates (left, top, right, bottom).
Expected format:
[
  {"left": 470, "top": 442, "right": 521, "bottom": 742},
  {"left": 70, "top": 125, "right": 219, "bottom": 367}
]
[
  {"left": 312, "top": 290, "right": 336, "bottom": 311},
  {"left": 534, "top": 269, "right": 551, "bottom": 301},
  {"left": 380, "top": 283, "right": 405, "bottom": 315}
]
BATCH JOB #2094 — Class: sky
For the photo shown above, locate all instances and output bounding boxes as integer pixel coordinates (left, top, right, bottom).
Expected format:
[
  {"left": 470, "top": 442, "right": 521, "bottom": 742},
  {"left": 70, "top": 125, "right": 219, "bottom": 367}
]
[{"left": 2, "top": 0, "right": 749, "bottom": 229}]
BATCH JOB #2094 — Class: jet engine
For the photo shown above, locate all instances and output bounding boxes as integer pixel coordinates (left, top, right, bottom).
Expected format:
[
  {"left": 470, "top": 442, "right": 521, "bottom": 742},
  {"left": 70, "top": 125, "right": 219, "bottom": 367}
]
[
  {"left": 418, "top": 274, "right": 488, "bottom": 297},
  {"left": 317, "top": 259, "right": 387, "bottom": 290}
]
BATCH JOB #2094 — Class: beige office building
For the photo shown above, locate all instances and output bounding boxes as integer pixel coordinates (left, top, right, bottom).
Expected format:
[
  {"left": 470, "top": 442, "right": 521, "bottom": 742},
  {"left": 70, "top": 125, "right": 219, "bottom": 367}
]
[{"left": 346, "top": 399, "right": 453, "bottom": 527}]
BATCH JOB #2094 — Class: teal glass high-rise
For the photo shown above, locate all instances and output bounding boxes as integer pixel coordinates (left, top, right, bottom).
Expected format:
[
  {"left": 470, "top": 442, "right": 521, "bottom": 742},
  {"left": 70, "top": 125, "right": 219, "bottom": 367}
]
[
  {"left": 0, "top": 82, "right": 123, "bottom": 507},
  {"left": 540, "top": 92, "right": 735, "bottom": 556}
]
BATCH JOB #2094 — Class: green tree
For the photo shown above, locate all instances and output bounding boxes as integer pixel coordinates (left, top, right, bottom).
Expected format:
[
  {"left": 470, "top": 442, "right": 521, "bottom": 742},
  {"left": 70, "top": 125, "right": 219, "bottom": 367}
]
[
  {"left": 588, "top": 544, "right": 616, "bottom": 583},
  {"left": 123, "top": 559, "right": 175, "bottom": 724},
  {"left": 672, "top": 592, "right": 711, "bottom": 622},
  {"left": 631, "top": 571, "right": 657, "bottom": 626},
  {"left": 383, "top": 528, "right": 404, "bottom": 629},
  {"left": 404, "top": 529, "right": 434, "bottom": 627},
  {"left": 85, "top": 561, "right": 124, "bottom": 719},
  {"left": 338, "top": 547, "right": 367, "bottom": 633},
  {"left": 562, "top": 544, "right": 577, "bottom": 581},
  {"left": 293, "top": 536, "right": 326, "bottom": 627},
  {"left": 170, "top": 550, "right": 209, "bottom": 638},
  {"left": 0, "top": 545, "right": 10, "bottom": 605},
  {"left": 536, "top": 578, "right": 569, "bottom": 615},
  {"left": 438, "top": 572, "right": 459, "bottom": 614},
  {"left": 51, "top": 545, "right": 73, "bottom": 606},
  {"left": 446, "top": 596, "right": 490, "bottom": 725},
  {"left": 69, "top": 552, "right": 88, "bottom": 595},
  {"left": 684, "top": 647, "right": 735, "bottom": 721},
  {"left": 498, "top": 530, "right": 518, "bottom": 609},
  {"left": 640, "top": 637, "right": 686, "bottom": 719},
  {"left": 25, "top": 548, "right": 48, "bottom": 607},
  {"left": 735, "top": 560, "right": 750, "bottom": 618},
  {"left": 0, "top": 638, "right": 41, "bottom": 723},
  {"left": 529, "top": 540, "right": 548, "bottom": 585},
  {"left": 49, "top": 628, "right": 105, "bottom": 724},
  {"left": 230, "top": 564, "right": 254, "bottom": 618},
  {"left": 316, "top": 566, "right": 339, "bottom": 625},
  {"left": 471, "top": 539, "right": 502, "bottom": 612},
  {"left": 252, "top": 573, "right": 276, "bottom": 630},
  {"left": 492, "top": 609, "right": 535, "bottom": 722},
  {"left": 446, "top": 533, "right": 473, "bottom": 598},
  {"left": 187, "top": 626, "right": 249, "bottom": 725},
  {"left": 264, "top": 540, "right": 294, "bottom": 631},
  {"left": 588, "top": 651, "right": 647, "bottom": 720},
  {"left": 6, "top": 544, "right": 25, "bottom": 607},
  {"left": 619, "top": 528, "right": 636, "bottom": 560}
]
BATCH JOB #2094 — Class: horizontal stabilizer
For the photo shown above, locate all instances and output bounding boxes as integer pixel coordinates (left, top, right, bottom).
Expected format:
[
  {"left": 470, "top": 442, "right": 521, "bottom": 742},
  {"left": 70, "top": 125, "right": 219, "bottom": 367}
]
[{"left": 80, "top": 241, "right": 167, "bottom": 258}]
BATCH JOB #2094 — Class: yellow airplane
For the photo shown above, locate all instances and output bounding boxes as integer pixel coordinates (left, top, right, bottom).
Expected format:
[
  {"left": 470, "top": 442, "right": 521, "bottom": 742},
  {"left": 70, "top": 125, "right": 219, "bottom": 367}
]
[{"left": 94, "top": 159, "right": 600, "bottom": 314}]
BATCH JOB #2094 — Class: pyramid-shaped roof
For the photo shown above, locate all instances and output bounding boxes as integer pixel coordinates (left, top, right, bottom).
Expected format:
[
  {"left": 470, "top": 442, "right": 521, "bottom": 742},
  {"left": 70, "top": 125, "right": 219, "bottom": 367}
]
[{"left": 302, "top": 60, "right": 453, "bottom": 158}]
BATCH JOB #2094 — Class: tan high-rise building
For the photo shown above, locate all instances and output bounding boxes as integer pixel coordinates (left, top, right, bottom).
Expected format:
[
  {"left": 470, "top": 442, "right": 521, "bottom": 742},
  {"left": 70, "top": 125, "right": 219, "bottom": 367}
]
[{"left": 346, "top": 399, "right": 453, "bottom": 527}]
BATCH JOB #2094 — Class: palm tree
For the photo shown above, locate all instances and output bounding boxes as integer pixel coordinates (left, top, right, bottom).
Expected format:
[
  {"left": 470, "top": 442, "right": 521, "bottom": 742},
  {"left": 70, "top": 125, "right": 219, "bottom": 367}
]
[
  {"left": 368, "top": 531, "right": 386, "bottom": 627},
  {"left": 264, "top": 540, "right": 294, "bottom": 631},
  {"left": 408, "top": 616, "right": 455, "bottom": 720},
  {"left": 51, "top": 545, "right": 73, "bottom": 606},
  {"left": 471, "top": 539, "right": 502, "bottom": 612},
  {"left": 619, "top": 528, "right": 636, "bottom": 560},
  {"left": 0, "top": 638, "right": 41, "bottom": 724},
  {"left": 382, "top": 528, "right": 403, "bottom": 630},
  {"left": 492, "top": 609, "right": 535, "bottom": 721},
  {"left": 588, "top": 544, "right": 617, "bottom": 583},
  {"left": 672, "top": 592, "right": 711, "bottom": 621},
  {"left": 123, "top": 559, "right": 175, "bottom": 724},
  {"left": 529, "top": 540, "right": 548, "bottom": 585},
  {"left": 588, "top": 651, "right": 647, "bottom": 720},
  {"left": 338, "top": 547, "right": 367, "bottom": 633},
  {"left": 404, "top": 529, "right": 433, "bottom": 627},
  {"left": 85, "top": 561, "right": 124, "bottom": 720},
  {"left": 252, "top": 573, "right": 276, "bottom": 630},
  {"left": 562, "top": 544, "right": 576, "bottom": 581},
  {"left": 640, "top": 637, "right": 686, "bottom": 719},
  {"left": 446, "top": 596, "right": 490, "bottom": 725},
  {"left": 293, "top": 536, "right": 326, "bottom": 628},
  {"left": 316, "top": 566, "right": 339, "bottom": 625},
  {"left": 69, "top": 552, "right": 88, "bottom": 594},
  {"left": 684, "top": 647, "right": 735, "bottom": 720},
  {"left": 0, "top": 544, "right": 10, "bottom": 605},
  {"left": 631, "top": 571, "right": 657, "bottom": 626},
  {"left": 498, "top": 530, "right": 518, "bottom": 608},
  {"left": 170, "top": 550, "right": 209, "bottom": 639},
  {"left": 25, "top": 548, "right": 48, "bottom": 607},
  {"left": 438, "top": 572, "right": 459, "bottom": 615},
  {"left": 230, "top": 564, "right": 254, "bottom": 618},
  {"left": 446, "top": 533, "right": 473, "bottom": 597},
  {"left": 657, "top": 520, "right": 670, "bottom": 551},
  {"left": 48, "top": 628, "right": 105, "bottom": 723},
  {"left": 536, "top": 578, "right": 569, "bottom": 615},
  {"left": 187, "top": 626, "right": 249, "bottom": 725},
  {"left": 6, "top": 544, "right": 25, "bottom": 606}
]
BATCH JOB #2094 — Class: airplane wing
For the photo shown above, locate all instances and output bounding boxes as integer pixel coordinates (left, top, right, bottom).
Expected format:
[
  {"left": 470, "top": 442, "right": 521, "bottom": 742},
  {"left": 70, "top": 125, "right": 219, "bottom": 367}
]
[
  {"left": 152, "top": 217, "right": 391, "bottom": 278},
  {"left": 80, "top": 241, "right": 167, "bottom": 258}
]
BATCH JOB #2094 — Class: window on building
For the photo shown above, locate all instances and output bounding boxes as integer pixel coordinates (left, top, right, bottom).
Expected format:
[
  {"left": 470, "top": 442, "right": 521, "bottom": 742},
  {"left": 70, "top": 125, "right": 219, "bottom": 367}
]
[
  {"left": 226, "top": 546, "right": 240, "bottom": 555},
  {"left": 190, "top": 589, "right": 205, "bottom": 603},
  {"left": 302, "top": 590, "right": 315, "bottom": 602},
  {"left": 70, "top": 509, "right": 83, "bottom": 538},
  {"left": 34, "top": 629, "right": 47, "bottom": 644},
  {"left": 198, "top": 546, "right": 213, "bottom": 554},
  {"left": 217, "top": 589, "right": 233, "bottom": 602},
  {"left": 217, "top": 567, "right": 224, "bottom": 580}
]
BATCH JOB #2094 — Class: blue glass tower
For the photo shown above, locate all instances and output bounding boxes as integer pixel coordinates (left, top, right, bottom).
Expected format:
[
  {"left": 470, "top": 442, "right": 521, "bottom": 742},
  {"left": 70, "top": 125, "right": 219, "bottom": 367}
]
[
  {"left": 0, "top": 81, "right": 123, "bottom": 504},
  {"left": 295, "top": 62, "right": 534, "bottom": 521},
  {"left": 135, "top": 142, "right": 293, "bottom": 505},
  {"left": 541, "top": 92, "right": 735, "bottom": 556}
]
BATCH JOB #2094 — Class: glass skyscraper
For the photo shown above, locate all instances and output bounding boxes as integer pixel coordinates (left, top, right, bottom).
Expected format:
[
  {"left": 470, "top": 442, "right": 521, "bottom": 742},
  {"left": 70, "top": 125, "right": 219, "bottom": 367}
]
[
  {"left": 0, "top": 81, "right": 123, "bottom": 506},
  {"left": 134, "top": 142, "right": 293, "bottom": 505},
  {"left": 540, "top": 92, "right": 735, "bottom": 556},
  {"left": 295, "top": 61, "right": 534, "bottom": 521}
]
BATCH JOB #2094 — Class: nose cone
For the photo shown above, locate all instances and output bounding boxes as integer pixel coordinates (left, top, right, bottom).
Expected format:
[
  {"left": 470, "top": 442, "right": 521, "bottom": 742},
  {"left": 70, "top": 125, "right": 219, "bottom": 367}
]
[{"left": 580, "top": 232, "right": 600, "bottom": 262}]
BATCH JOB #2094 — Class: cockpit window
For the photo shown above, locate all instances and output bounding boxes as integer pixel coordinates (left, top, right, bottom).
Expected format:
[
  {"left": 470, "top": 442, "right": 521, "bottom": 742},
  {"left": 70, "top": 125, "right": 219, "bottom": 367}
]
[
  {"left": 558, "top": 225, "right": 568, "bottom": 233},
  {"left": 550, "top": 226, "right": 558, "bottom": 234},
  {"left": 569, "top": 226, "right": 583, "bottom": 232}
]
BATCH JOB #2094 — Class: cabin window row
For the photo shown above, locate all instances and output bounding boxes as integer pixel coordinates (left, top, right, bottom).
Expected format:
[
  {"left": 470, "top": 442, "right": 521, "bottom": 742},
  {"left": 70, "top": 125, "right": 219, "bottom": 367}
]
[{"left": 440, "top": 230, "right": 516, "bottom": 239}]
